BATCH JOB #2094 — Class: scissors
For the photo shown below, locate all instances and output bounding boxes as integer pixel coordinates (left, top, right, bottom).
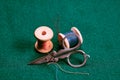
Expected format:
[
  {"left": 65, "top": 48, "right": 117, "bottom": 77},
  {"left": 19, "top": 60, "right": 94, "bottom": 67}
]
[{"left": 29, "top": 33, "right": 90, "bottom": 68}]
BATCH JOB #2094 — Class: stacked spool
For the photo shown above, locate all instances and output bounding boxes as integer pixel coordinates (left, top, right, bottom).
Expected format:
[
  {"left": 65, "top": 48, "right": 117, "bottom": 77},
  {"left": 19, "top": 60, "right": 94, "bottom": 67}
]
[
  {"left": 34, "top": 26, "right": 53, "bottom": 53},
  {"left": 58, "top": 27, "right": 83, "bottom": 48}
]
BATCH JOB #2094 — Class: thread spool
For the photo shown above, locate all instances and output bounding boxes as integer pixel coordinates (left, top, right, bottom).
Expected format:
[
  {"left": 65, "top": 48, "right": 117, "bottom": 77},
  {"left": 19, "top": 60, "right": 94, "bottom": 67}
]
[
  {"left": 58, "top": 27, "right": 83, "bottom": 48},
  {"left": 34, "top": 26, "right": 53, "bottom": 53}
]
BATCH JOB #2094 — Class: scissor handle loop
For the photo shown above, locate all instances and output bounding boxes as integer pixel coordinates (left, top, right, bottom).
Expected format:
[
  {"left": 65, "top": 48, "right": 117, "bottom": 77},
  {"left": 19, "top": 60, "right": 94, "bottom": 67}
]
[{"left": 67, "top": 50, "right": 89, "bottom": 68}]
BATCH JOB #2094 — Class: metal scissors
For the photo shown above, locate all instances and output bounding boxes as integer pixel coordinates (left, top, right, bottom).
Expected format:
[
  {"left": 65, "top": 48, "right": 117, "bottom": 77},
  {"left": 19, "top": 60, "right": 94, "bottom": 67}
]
[{"left": 29, "top": 33, "right": 90, "bottom": 68}]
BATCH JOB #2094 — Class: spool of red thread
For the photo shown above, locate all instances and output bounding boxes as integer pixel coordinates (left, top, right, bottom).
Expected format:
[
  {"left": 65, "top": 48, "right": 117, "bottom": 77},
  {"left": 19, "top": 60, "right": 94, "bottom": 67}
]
[{"left": 34, "top": 26, "right": 53, "bottom": 53}]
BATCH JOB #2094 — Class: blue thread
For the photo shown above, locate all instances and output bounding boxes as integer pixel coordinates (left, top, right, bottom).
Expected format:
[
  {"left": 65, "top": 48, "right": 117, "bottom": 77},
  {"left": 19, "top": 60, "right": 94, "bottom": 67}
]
[
  {"left": 55, "top": 65, "right": 58, "bottom": 80},
  {"left": 64, "top": 31, "right": 78, "bottom": 48}
]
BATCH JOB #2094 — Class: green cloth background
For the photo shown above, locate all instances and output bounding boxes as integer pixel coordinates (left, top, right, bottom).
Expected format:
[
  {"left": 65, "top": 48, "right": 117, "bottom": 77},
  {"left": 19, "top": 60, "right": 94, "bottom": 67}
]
[{"left": 0, "top": 0, "right": 120, "bottom": 80}]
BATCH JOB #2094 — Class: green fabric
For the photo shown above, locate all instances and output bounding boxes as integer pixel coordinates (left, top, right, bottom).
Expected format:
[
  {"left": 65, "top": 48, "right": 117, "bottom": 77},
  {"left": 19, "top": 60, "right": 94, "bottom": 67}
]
[{"left": 0, "top": 0, "right": 120, "bottom": 80}]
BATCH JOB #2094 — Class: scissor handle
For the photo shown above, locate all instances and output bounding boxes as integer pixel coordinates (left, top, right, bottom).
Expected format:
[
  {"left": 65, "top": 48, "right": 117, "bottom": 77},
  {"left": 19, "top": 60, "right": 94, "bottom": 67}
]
[{"left": 67, "top": 50, "right": 90, "bottom": 68}]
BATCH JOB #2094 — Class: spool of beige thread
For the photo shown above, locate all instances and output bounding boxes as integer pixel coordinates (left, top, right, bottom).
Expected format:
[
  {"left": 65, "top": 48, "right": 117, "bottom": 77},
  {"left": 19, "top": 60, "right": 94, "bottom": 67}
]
[{"left": 34, "top": 26, "right": 53, "bottom": 53}]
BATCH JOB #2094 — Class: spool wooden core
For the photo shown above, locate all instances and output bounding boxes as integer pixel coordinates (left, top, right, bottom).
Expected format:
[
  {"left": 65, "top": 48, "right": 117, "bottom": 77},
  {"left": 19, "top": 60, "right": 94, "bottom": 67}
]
[{"left": 34, "top": 26, "right": 53, "bottom": 53}]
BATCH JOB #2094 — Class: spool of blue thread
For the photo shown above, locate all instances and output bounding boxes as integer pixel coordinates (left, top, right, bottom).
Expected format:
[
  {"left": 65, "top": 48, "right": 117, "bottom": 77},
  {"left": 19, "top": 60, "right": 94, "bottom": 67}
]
[
  {"left": 58, "top": 27, "right": 83, "bottom": 48},
  {"left": 64, "top": 31, "right": 78, "bottom": 47}
]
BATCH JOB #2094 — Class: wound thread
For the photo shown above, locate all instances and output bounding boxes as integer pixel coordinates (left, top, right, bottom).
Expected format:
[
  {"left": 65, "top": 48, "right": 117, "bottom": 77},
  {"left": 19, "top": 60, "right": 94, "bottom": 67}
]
[{"left": 64, "top": 31, "right": 78, "bottom": 47}]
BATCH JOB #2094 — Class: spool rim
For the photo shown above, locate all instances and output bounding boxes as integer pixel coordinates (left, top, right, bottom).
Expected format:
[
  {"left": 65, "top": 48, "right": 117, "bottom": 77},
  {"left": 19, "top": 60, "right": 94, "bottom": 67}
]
[
  {"left": 34, "top": 26, "right": 53, "bottom": 41},
  {"left": 58, "top": 33, "right": 70, "bottom": 48},
  {"left": 71, "top": 27, "right": 83, "bottom": 44}
]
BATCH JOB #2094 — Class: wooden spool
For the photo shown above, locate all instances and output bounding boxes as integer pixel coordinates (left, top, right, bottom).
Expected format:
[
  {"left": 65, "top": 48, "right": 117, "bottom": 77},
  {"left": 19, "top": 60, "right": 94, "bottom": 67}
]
[
  {"left": 58, "top": 27, "right": 83, "bottom": 48},
  {"left": 34, "top": 26, "right": 53, "bottom": 53}
]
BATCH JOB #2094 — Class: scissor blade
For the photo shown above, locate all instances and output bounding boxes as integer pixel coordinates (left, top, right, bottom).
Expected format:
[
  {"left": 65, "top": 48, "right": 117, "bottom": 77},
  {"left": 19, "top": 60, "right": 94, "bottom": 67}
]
[{"left": 28, "top": 55, "right": 52, "bottom": 65}]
